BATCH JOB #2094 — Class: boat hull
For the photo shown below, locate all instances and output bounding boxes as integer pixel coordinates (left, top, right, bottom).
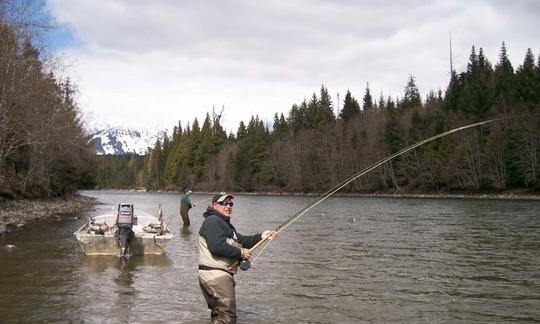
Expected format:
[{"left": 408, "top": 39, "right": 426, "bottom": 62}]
[
  {"left": 74, "top": 210, "right": 173, "bottom": 256},
  {"left": 74, "top": 232, "right": 173, "bottom": 255}
]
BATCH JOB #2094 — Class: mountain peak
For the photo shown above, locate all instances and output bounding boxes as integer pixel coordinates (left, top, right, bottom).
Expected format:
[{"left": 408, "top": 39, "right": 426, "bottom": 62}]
[{"left": 89, "top": 127, "right": 158, "bottom": 155}]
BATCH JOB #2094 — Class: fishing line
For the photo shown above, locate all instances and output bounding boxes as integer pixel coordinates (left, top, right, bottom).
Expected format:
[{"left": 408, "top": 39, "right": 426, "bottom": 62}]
[
  {"left": 192, "top": 197, "right": 211, "bottom": 206},
  {"left": 247, "top": 117, "right": 507, "bottom": 266}
]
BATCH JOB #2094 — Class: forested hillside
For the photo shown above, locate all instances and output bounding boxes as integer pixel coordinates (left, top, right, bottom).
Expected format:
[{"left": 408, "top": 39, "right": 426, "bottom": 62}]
[
  {"left": 96, "top": 43, "right": 539, "bottom": 194},
  {"left": 0, "top": 4, "right": 95, "bottom": 198}
]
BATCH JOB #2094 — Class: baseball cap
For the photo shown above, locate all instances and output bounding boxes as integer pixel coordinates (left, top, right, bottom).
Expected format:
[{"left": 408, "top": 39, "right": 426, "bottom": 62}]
[{"left": 212, "top": 192, "right": 234, "bottom": 204}]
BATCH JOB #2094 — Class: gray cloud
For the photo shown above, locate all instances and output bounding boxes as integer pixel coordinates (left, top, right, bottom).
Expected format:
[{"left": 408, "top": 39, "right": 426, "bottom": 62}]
[{"left": 47, "top": 0, "right": 540, "bottom": 131}]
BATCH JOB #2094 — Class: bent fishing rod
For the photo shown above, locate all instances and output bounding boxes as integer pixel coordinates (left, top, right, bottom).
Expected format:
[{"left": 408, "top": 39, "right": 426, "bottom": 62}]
[{"left": 235, "top": 116, "right": 508, "bottom": 271}]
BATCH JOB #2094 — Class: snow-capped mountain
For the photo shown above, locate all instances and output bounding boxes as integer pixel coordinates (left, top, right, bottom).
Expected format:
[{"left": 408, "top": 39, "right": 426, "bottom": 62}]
[{"left": 88, "top": 128, "right": 158, "bottom": 155}]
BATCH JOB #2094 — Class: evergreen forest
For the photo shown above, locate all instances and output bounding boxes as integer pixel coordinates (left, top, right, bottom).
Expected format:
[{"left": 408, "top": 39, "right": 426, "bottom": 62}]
[
  {"left": 0, "top": 3, "right": 95, "bottom": 198},
  {"left": 95, "top": 43, "right": 539, "bottom": 195}
]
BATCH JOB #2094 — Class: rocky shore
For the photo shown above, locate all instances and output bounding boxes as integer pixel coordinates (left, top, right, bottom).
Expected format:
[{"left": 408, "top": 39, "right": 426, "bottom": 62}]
[{"left": 0, "top": 195, "right": 97, "bottom": 235}]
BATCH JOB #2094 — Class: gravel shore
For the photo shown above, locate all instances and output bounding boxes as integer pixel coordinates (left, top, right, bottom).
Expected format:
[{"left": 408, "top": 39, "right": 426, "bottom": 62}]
[{"left": 0, "top": 195, "right": 97, "bottom": 235}]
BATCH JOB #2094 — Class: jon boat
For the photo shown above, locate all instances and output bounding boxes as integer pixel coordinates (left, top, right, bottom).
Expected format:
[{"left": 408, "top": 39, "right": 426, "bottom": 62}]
[{"left": 74, "top": 204, "right": 173, "bottom": 256}]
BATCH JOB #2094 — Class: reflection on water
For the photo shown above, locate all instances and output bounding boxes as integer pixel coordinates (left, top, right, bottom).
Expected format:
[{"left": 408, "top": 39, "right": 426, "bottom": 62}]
[
  {"left": 180, "top": 225, "right": 192, "bottom": 238},
  {"left": 0, "top": 191, "right": 539, "bottom": 323},
  {"left": 81, "top": 255, "right": 172, "bottom": 300},
  {"left": 81, "top": 254, "right": 172, "bottom": 272},
  {"left": 114, "top": 261, "right": 135, "bottom": 295},
  {"left": 75, "top": 255, "right": 176, "bottom": 323}
]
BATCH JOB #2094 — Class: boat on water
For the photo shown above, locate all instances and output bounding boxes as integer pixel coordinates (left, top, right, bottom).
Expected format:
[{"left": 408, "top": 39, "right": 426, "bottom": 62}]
[{"left": 74, "top": 203, "right": 173, "bottom": 256}]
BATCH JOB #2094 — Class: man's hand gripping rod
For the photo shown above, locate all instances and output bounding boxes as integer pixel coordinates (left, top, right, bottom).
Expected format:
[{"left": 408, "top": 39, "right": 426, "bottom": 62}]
[{"left": 230, "top": 234, "right": 273, "bottom": 271}]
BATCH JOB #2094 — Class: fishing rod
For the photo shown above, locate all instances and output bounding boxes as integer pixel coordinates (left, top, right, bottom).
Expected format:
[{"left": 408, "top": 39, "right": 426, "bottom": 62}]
[
  {"left": 192, "top": 197, "right": 211, "bottom": 206},
  {"left": 161, "top": 203, "right": 177, "bottom": 228},
  {"left": 236, "top": 117, "right": 507, "bottom": 271}
]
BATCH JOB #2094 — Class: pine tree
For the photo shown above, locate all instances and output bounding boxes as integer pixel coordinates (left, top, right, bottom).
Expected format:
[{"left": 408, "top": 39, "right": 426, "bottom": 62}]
[
  {"left": 377, "top": 92, "right": 386, "bottom": 110},
  {"left": 306, "top": 93, "right": 319, "bottom": 128},
  {"left": 444, "top": 70, "right": 460, "bottom": 111},
  {"left": 211, "top": 108, "right": 227, "bottom": 152},
  {"left": 401, "top": 74, "right": 422, "bottom": 109},
  {"left": 504, "top": 127, "right": 525, "bottom": 187},
  {"left": 467, "top": 46, "right": 479, "bottom": 75},
  {"left": 145, "top": 140, "right": 163, "bottom": 190},
  {"left": 234, "top": 116, "right": 271, "bottom": 190},
  {"left": 515, "top": 48, "right": 539, "bottom": 106},
  {"left": 317, "top": 85, "right": 335, "bottom": 125},
  {"left": 163, "top": 148, "right": 179, "bottom": 188},
  {"left": 384, "top": 104, "right": 406, "bottom": 189},
  {"left": 188, "top": 119, "right": 201, "bottom": 173},
  {"left": 478, "top": 47, "right": 493, "bottom": 74},
  {"left": 176, "top": 128, "right": 192, "bottom": 188},
  {"left": 494, "top": 42, "right": 515, "bottom": 113},
  {"left": 193, "top": 114, "right": 213, "bottom": 179},
  {"left": 237, "top": 121, "right": 247, "bottom": 139},
  {"left": 458, "top": 46, "right": 494, "bottom": 117},
  {"left": 287, "top": 101, "right": 310, "bottom": 134},
  {"left": 362, "top": 83, "right": 374, "bottom": 112},
  {"left": 339, "top": 90, "right": 360, "bottom": 121},
  {"left": 272, "top": 112, "right": 289, "bottom": 140},
  {"left": 386, "top": 96, "right": 396, "bottom": 111},
  {"left": 425, "top": 90, "right": 439, "bottom": 107}
]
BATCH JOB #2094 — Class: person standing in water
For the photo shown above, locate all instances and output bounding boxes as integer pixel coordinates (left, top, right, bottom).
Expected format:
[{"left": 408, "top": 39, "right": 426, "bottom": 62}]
[
  {"left": 180, "top": 190, "right": 195, "bottom": 226},
  {"left": 198, "top": 193, "right": 277, "bottom": 324}
]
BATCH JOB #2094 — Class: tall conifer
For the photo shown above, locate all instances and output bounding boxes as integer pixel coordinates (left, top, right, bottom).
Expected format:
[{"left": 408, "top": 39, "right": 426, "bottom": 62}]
[
  {"left": 318, "top": 85, "right": 335, "bottom": 125},
  {"left": 401, "top": 74, "right": 422, "bottom": 109},
  {"left": 515, "top": 48, "right": 539, "bottom": 105},
  {"left": 339, "top": 90, "right": 360, "bottom": 121},
  {"left": 362, "top": 83, "right": 374, "bottom": 112},
  {"left": 494, "top": 42, "right": 515, "bottom": 112}
]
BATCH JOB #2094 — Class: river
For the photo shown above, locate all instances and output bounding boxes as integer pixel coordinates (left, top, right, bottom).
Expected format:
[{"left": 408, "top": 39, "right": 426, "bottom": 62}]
[{"left": 1, "top": 190, "right": 539, "bottom": 323}]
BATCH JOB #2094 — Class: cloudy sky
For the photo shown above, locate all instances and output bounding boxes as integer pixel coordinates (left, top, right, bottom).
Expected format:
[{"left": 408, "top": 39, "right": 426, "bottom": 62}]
[{"left": 45, "top": 0, "right": 540, "bottom": 133}]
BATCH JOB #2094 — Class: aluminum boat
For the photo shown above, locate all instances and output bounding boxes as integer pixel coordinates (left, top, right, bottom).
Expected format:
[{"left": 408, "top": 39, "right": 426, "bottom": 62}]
[{"left": 74, "top": 204, "right": 173, "bottom": 256}]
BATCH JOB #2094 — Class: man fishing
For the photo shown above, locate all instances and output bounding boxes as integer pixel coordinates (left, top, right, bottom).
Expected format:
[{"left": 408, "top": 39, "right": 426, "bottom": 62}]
[
  {"left": 180, "top": 190, "right": 195, "bottom": 226},
  {"left": 198, "top": 192, "right": 277, "bottom": 324}
]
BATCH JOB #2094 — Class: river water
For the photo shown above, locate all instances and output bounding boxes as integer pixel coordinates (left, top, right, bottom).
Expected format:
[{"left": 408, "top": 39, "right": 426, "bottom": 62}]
[{"left": 1, "top": 191, "right": 539, "bottom": 323}]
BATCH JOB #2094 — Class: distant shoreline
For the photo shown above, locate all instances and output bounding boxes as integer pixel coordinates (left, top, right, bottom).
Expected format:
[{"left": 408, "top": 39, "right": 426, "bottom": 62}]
[{"left": 85, "top": 188, "right": 540, "bottom": 201}]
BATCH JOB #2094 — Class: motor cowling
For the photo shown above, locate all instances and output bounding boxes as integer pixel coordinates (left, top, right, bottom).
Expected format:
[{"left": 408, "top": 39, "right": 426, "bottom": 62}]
[
  {"left": 116, "top": 203, "right": 135, "bottom": 257},
  {"left": 116, "top": 204, "right": 135, "bottom": 228}
]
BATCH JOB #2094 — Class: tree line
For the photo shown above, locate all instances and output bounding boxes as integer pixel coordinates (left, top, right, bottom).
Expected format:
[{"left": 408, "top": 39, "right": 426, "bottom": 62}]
[
  {"left": 0, "top": 2, "right": 95, "bottom": 198},
  {"left": 97, "top": 43, "right": 539, "bottom": 194}
]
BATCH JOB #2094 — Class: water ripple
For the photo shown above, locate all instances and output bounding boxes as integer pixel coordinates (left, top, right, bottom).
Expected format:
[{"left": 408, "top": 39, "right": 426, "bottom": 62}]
[{"left": 1, "top": 192, "right": 539, "bottom": 323}]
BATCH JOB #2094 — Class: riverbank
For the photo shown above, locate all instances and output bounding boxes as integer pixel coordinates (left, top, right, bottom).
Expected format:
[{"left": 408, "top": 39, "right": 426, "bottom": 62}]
[
  {"left": 0, "top": 195, "right": 97, "bottom": 236},
  {"left": 94, "top": 188, "right": 540, "bottom": 200},
  {"left": 324, "top": 188, "right": 540, "bottom": 201}
]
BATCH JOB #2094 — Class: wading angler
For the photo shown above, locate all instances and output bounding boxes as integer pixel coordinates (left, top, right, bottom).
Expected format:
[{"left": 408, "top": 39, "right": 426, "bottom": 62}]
[{"left": 197, "top": 193, "right": 277, "bottom": 323}]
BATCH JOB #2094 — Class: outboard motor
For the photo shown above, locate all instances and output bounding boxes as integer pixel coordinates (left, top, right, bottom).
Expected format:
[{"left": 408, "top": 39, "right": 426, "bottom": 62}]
[
  {"left": 158, "top": 205, "right": 164, "bottom": 235},
  {"left": 116, "top": 203, "right": 135, "bottom": 258}
]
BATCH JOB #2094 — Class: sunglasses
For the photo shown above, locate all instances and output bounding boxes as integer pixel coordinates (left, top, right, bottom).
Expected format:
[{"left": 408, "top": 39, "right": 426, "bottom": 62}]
[{"left": 218, "top": 200, "right": 234, "bottom": 207}]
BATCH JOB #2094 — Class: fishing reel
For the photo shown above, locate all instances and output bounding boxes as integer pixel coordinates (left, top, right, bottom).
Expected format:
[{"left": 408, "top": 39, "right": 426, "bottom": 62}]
[{"left": 239, "top": 259, "right": 251, "bottom": 271}]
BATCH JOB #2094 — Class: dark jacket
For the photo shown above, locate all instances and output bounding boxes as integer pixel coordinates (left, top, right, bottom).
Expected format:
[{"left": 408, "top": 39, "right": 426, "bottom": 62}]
[{"left": 199, "top": 207, "right": 261, "bottom": 260}]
